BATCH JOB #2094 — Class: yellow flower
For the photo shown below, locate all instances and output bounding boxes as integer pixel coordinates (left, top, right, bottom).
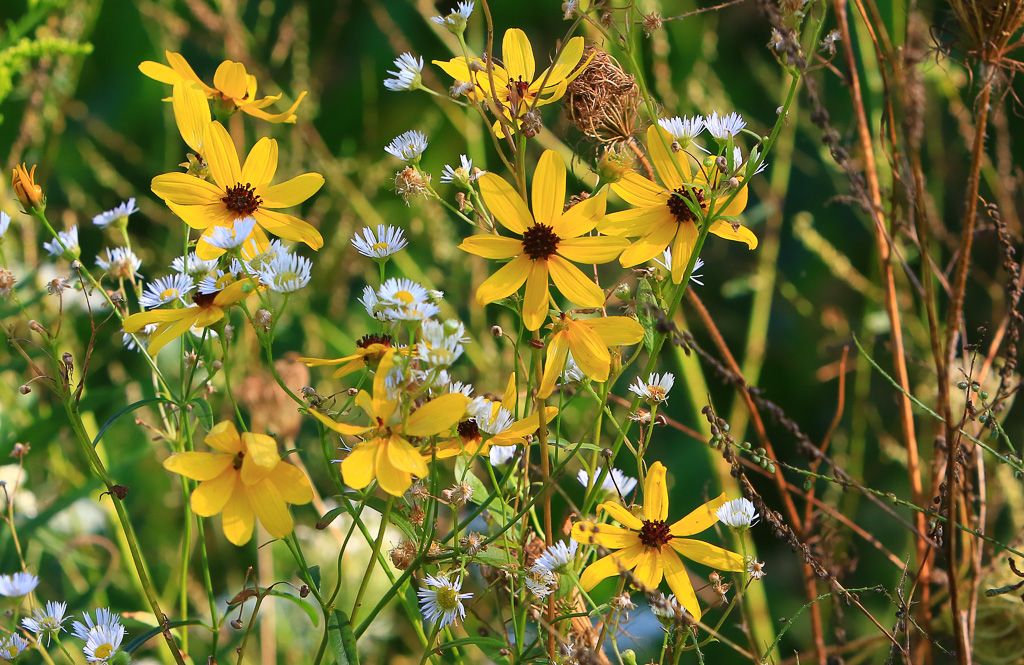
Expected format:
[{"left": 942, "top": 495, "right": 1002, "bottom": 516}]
[
  {"left": 163, "top": 421, "right": 313, "bottom": 546},
  {"left": 459, "top": 150, "right": 628, "bottom": 331},
  {"left": 122, "top": 278, "right": 255, "bottom": 355},
  {"left": 435, "top": 394, "right": 558, "bottom": 459},
  {"left": 140, "top": 51, "right": 307, "bottom": 123},
  {"left": 172, "top": 81, "right": 212, "bottom": 175},
  {"left": 601, "top": 125, "right": 757, "bottom": 284},
  {"left": 311, "top": 352, "right": 469, "bottom": 496},
  {"left": 150, "top": 121, "right": 324, "bottom": 260},
  {"left": 11, "top": 163, "right": 45, "bottom": 213},
  {"left": 433, "top": 29, "right": 586, "bottom": 136},
  {"left": 299, "top": 333, "right": 395, "bottom": 379},
  {"left": 537, "top": 313, "right": 644, "bottom": 398},
  {"left": 571, "top": 461, "right": 744, "bottom": 618}
]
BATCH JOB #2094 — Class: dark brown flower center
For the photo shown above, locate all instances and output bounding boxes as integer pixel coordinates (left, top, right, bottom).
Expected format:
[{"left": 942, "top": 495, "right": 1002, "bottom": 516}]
[
  {"left": 521, "top": 223, "right": 561, "bottom": 261},
  {"left": 192, "top": 290, "right": 219, "bottom": 308},
  {"left": 357, "top": 333, "right": 393, "bottom": 349},
  {"left": 232, "top": 451, "right": 244, "bottom": 470},
  {"left": 666, "top": 187, "right": 706, "bottom": 225},
  {"left": 457, "top": 419, "right": 481, "bottom": 440},
  {"left": 222, "top": 182, "right": 262, "bottom": 218},
  {"left": 638, "top": 519, "right": 673, "bottom": 548}
]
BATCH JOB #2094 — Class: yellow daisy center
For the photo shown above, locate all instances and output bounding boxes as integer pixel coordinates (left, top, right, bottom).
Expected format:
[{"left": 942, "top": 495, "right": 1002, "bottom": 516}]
[
  {"left": 666, "top": 187, "right": 706, "bottom": 225},
  {"left": 222, "top": 182, "right": 262, "bottom": 218},
  {"left": 638, "top": 518, "right": 673, "bottom": 548},
  {"left": 521, "top": 223, "right": 561, "bottom": 261},
  {"left": 93, "top": 644, "right": 114, "bottom": 659},
  {"left": 647, "top": 386, "right": 668, "bottom": 401},
  {"left": 436, "top": 587, "right": 460, "bottom": 611},
  {"left": 394, "top": 290, "right": 416, "bottom": 304},
  {"left": 160, "top": 287, "right": 180, "bottom": 300}
]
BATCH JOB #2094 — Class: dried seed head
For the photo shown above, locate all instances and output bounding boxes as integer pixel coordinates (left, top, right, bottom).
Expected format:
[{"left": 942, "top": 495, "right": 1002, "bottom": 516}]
[
  {"left": 459, "top": 532, "right": 486, "bottom": 555},
  {"left": 0, "top": 269, "right": 16, "bottom": 297},
  {"left": 28, "top": 320, "right": 46, "bottom": 335},
  {"left": 394, "top": 167, "right": 429, "bottom": 204},
  {"left": 254, "top": 308, "right": 273, "bottom": 332},
  {"left": 491, "top": 325, "right": 503, "bottom": 338},
  {"left": 642, "top": 12, "right": 663, "bottom": 36},
  {"left": 389, "top": 540, "right": 417, "bottom": 570},
  {"left": 566, "top": 46, "right": 641, "bottom": 145}
]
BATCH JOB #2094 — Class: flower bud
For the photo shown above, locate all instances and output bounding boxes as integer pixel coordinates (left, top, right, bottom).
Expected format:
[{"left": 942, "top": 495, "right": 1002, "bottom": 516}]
[
  {"left": 254, "top": 309, "right": 273, "bottom": 332},
  {"left": 491, "top": 325, "right": 503, "bottom": 338},
  {"left": 597, "top": 148, "right": 632, "bottom": 184},
  {"left": 18, "top": 385, "right": 31, "bottom": 395},
  {"left": 28, "top": 320, "right": 46, "bottom": 335},
  {"left": 11, "top": 164, "right": 45, "bottom": 214},
  {"left": 613, "top": 283, "right": 631, "bottom": 300}
]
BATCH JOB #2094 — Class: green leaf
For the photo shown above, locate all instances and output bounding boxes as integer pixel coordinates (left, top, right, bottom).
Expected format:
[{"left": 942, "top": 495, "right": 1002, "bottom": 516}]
[
  {"left": 308, "top": 565, "right": 321, "bottom": 593},
  {"left": 636, "top": 278, "right": 660, "bottom": 354},
  {"left": 317, "top": 506, "right": 347, "bottom": 530},
  {"left": 265, "top": 588, "right": 320, "bottom": 627},
  {"left": 363, "top": 495, "right": 417, "bottom": 540},
  {"left": 327, "top": 610, "right": 360, "bottom": 665},
  {"left": 189, "top": 397, "right": 214, "bottom": 430},
  {"left": 123, "top": 619, "right": 203, "bottom": 654},
  {"left": 92, "top": 397, "right": 174, "bottom": 448}
]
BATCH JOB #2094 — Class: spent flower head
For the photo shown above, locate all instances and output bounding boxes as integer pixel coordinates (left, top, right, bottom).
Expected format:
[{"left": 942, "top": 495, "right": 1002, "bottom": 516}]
[
  {"left": 96, "top": 247, "right": 142, "bottom": 280},
  {"left": 0, "top": 571, "right": 39, "bottom": 597},
  {"left": 440, "top": 155, "right": 481, "bottom": 188},
  {"left": 385, "top": 130, "right": 428, "bottom": 162},
  {"left": 748, "top": 559, "right": 767, "bottom": 580},
  {"left": 524, "top": 568, "right": 557, "bottom": 597},
  {"left": 716, "top": 498, "right": 759, "bottom": 529},
  {"left": 417, "top": 574, "right": 472, "bottom": 628},
  {"left": 92, "top": 198, "right": 138, "bottom": 229},
  {"left": 351, "top": 224, "right": 408, "bottom": 259},
  {"left": 384, "top": 53, "right": 424, "bottom": 91},
  {"left": 23, "top": 601, "right": 69, "bottom": 646}
]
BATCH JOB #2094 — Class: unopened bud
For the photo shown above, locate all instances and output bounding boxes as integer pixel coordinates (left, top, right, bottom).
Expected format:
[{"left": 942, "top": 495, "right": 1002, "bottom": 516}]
[
  {"left": 521, "top": 110, "right": 543, "bottom": 138},
  {"left": 347, "top": 387, "right": 359, "bottom": 396},
  {"left": 254, "top": 309, "right": 273, "bottom": 332},
  {"left": 614, "top": 283, "right": 631, "bottom": 300},
  {"left": 715, "top": 155, "right": 729, "bottom": 173},
  {"left": 223, "top": 324, "right": 235, "bottom": 341},
  {"left": 727, "top": 177, "right": 740, "bottom": 190},
  {"left": 18, "top": 385, "right": 30, "bottom": 395},
  {"left": 491, "top": 325, "right": 503, "bottom": 338},
  {"left": 299, "top": 584, "right": 310, "bottom": 598},
  {"left": 11, "top": 164, "right": 45, "bottom": 214},
  {"left": 211, "top": 360, "right": 223, "bottom": 371},
  {"left": 27, "top": 320, "right": 46, "bottom": 335},
  {"left": 230, "top": 619, "right": 243, "bottom": 630},
  {"left": 528, "top": 339, "right": 545, "bottom": 349},
  {"left": 62, "top": 352, "right": 73, "bottom": 367},
  {"left": 70, "top": 259, "right": 82, "bottom": 270}
]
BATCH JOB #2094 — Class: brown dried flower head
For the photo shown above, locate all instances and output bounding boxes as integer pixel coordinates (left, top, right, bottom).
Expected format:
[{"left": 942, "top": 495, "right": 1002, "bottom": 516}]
[{"left": 565, "top": 46, "right": 641, "bottom": 145}]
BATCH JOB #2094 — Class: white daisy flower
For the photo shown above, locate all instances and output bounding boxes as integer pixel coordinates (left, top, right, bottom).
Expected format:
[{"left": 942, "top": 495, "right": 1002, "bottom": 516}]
[
  {"left": 705, "top": 111, "right": 747, "bottom": 140},
  {"left": 431, "top": 1, "right": 474, "bottom": 32},
  {"left": 532, "top": 541, "right": 578, "bottom": 575},
  {"left": 450, "top": 80, "right": 475, "bottom": 97},
  {"left": 23, "top": 600, "right": 68, "bottom": 645},
  {"left": 0, "top": 571, "right": 39, "bottom": 597},
  {"left": 92, "top": 198, "right": 138, "bottom": 228},
  {"left": 650, "top": 593, "right": 687, "bottom": 622},
  {"left": 83, "top": 623, "right": 126, "bottom": 663},
  {"left": 560, "top": 354, "right": 586, "bottom": 384},
  {"left": 242, "top": 239, "right": 285, "bottom": 273},
  {"left": 658, "top": 115, "right": 704, "bottom": 149},
  {"left": 95, "top": 247, "right": 142, "bottom": 279},
  {"left": 0, "top": 634, "right": 28, "bottom": 661},
  {"left": 470, "top": 398, "right": 516, "bottom": 436},
  {"left": 385, "top": 130, "right": 428, "bottom": 162},
  {"left": 123, "top": 323, "right": 158, "bottom": 352},
  {"left": 716, "top": 498, "right": 759, "bottom": 529},
  {"left": 447, "top": 380, "right": 475, "bottom": 397},
  {"left": 384, "top": 53, "right": 424, "bottom": 91},
  {"left": 576, "top": 468, "right": 638, "bottom": 496},
  {"left": 562, "top": 0, "right": 579, "bottom": 19},
  {"left": 440, "top": 155, "right": 482, "bottom": 187},
  {"left": 205, "top": 217, "right": 257, "bottom": 250},
  {"left": 748, "top": 559, "right": 767, "bottom": 580},
  {"left": 417, "top": 574, "right": 472, "bottom": 628},
  {"left": 139, "top": 274, "right": 195, "bottom": 309},
  {"left": 256, "top": 250, "right": 312, "bottom": 293},
  {"left": 732, "top": 146, "right": 768, "bottom": 176},
  {"left": 524, "top": 567, "right": 557, "bottom": 597},
  {"left": 197, "top": 259, "right": 245, "bottom": 294},
  {"left": 359, "top": 284, "right": 390, "bottom": 321},
  {"left": 351, "top": 224, "right": 408, "bottom": 259},
  {"left": 654, "top": 250, "right": 704, "bottom": 285},
  {"left": 378, "top": 278, "right": 429, "bottom": 307},
  {"left": 43, "top": 226, "right": 79, "bottom": 258},
  {"left": 171, "top": 253, "right": 218, "bottom": 280},
  {"left": 387, "top": 301, "right": 440, "bottom": 321},
  {"left": 489, "top": 445, "right": 516, "bottom": 465},
  {"left": 0, "top": 211, "right": 11, "bottom": 239},
  {"left": 72, "top": 608, "right": 123, "bottom": 641},
  {"left": 628, "top": 372, "right": 675, "bottom": 404}
]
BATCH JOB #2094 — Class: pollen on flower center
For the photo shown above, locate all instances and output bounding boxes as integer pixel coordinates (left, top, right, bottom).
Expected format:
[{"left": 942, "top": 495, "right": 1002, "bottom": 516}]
[
  {"left": 222, "top": 183, "right": 262, "bottom": 217},
  {"left": 457, "top": 418, "right": 481, "bottom": 440},
  {"left": 666, "top": 187, "right": 706, "bottom": 224},
  {"left": 521, "top": 223, "right": 561, "bottom": 261},
  {"left": 638, "top": 519, "right": 673, "bottom": 548},
  {"left": 436, "top": 587, "right": 460, "bottom": 611}
]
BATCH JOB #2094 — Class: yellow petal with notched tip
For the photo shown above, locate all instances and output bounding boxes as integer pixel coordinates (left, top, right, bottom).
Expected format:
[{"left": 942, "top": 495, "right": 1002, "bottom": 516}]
[
  {"left": 523, "top": 260, "right": 550, "bottom": 332},
  {"left": 708, "top": 219, "right": 757, "bottom": 249},
  {"left": 578, "top": 542, "right": 646, "bottom": 590},
  {"left": 241, "top": 137, "right": 278, "bottom": 187},
  {"left": 612, "top": 171, "right": 670, "bottom": 209},
  {"left": 213, "top": 60, "right": 249, "bottom": 100},
  {"left": 670, "top": 493, "right": 729, "bottom": 537},
  {"left": 566, "top": 318, "right": 611, "bottom": 381},
  {"left": 475, "top": 254, "right": 531, "bottom": 305},
  {"left": 268, "top": 463, "right": 313, "bottom": 505},
  {"left": 598, "top": 500, "right": 644, "bottom": 531},
  {"left": 502, "top": 28, "right": 535, "bottom": 83},
  {"left": 341, "top": 442, "right": 379, "bottom": 490},
  {"left": 259, "top": 173, "right": 324, "bottom": 208},
  {"left": 532, "top": 150, "right": 565, "bottom": 227},
  {"left": 647, "top": 125, "right": 691, "bottom": 190},
  {"left": 583, "top": 316, "right": 644, "bottom": 347},
  {"left": 172, "top": 81, "right": 211, "bottom": 154},
  {"left": 663, "top": 549, "right": 703, "bottom": 619},
  {"left": 385, "top": 435, "right": 429, "bottom": 477},
  {"left": 670, "top": 222, "right": 699, "bottom": 284},
  {"left": 190, "top": 470, "right": 237, "bottom": 517},
  {"left": 254, "top": 209, "right": 323, "bottom": 250},
  {"left": 152, "top": 172, "right": 223, "bottom": 206},
  {"left": 537, "top": 331, "right": 570, "bottom": 399},
  {"left": 555, "top": 187, "right": 607, "bottom": 239},
  {"left": 644, "top": 462, "right": 670, "bottom": 522},
  {"left": 570, "top": 521, "right": 638, "bottom": 549},
  {"left": 618, "top": 223, "right": 676, "bottom": 268},
  {"left": 375, "top": 445, "right": 413, "bottom": 496},
  {"left": 632, "top": 548, "right": 665, "bottom": 590},
  {"left": 220, "top": 481, "right": 255, "bottom": 545},
  {"left": 205, "top": 421, "right": 242, "bottom": 454},
  {"left": 669, "top": 538, "right": 746, "bottom": 571},
  {"left": 548, "top": 255, "right": 604, "bottom": 307},
  {"left": 405, "top": 393, "right": 469, "bottom": 437},
  {"left": 458, "top": 235, "right": 523, "bottom": 260}
]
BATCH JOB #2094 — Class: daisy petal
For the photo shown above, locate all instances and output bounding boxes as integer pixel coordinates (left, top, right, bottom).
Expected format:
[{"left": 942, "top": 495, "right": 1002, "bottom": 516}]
[
  {"left": 669, "top": 222, "right": 699, "bottom": 284},
  {"left": 458, "top": 235, "right": 523, "bottom": 260},
  {"left": 717, "top": 182, "right": 748, "bottom": 217},
  {"left": 556, "top": 236, "right": 627, "bottom": 263},
  {"left": 669, "top": 538, "right": 746, "bottom": 571},
  {"left": 213, "top": 61, "right": 249, "bottom": 100},
  {"left": 598, "top": 501, "right": 644, "bottom": 530},
  {"left": 567, "top": 319, "right": 611, "bottom": 382},
  {"left": 632, "top": 548, "right": 665, "bottom": 590},
  {"left": 569, "top": 522, "right": 638, "bottom": 549},
  {"left": 582, "top": 317, "right": 645, "bottom": 347},
  {"left": 619, "top": 223, "right": 676, "bottom": 267},
  {"left": 385, "top": 436, "right": 429, "bottom": 477},
  {"left": 708, "top": 219, "right": 757, "bottom": 249},
  {"left": 578, "top": 543, "right": 646, "bottom": 590},
  {"left": 644, "top": 462, "right": 669, "bottom": 522},
  {"left": 647, "top": 125, "right": 691, "bottom": 190},
  {"left": 612, "top": 172, "right": 669, "bottom": 209},
  {"left": 537, "top": 331, "right": 570, "bottom": 399},
  {"left": 663, "top": 549, "right": 703, "bottom": 619},
  {"left": 151, "top": 172, "right": 223, "bottom": 205},
  {"left": 406, "top": 393, "right": 470, "bottom": 436},
  {"left": 255, "top": 210, "right": 324, "bottom": 250},
  {"left": 502, "top": 28, "right": 535, "bottom": 83},
  {"left": 670, "top": 493, "right": 730, "bottom": 537},
  {"left": 267, "top": 463, "right": 313, "bottom": 505}
]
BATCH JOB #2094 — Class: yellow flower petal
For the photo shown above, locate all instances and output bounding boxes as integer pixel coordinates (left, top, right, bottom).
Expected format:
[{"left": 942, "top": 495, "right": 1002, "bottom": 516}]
[
  {"left": 578, "top": 543, "right": 646, "bottom": 590},
  {"left": 555, "top": 187, "right": 607, "bottom": 239},
  {"left": 548, "top": 255, "right": 604, "bottom": 307},
  {"left": 663, "top": 549, "right": 703, "bottom": 619},
  {"left": 716, "top": 181, "right": 749, "bottom": 217},
  {"left": 556, "top": 236, "right": 627, "bottom": 264},
  {"left": 255, "top": 209, "right": 324, "bottom": 250},
  {"left": 600, "top": 206, "right": 672, "bottom": 237},
  {"left": 375, "top": 445, "right": 413, "bottom": 496},
  {"left": 213, "top": 60, "right": 249, "bottom": 101},
  {"left": 405, "top": 393, "right": 470, "bottom": 437},
  {"left": 243, "top": 432, "right": 280, "bottom": 470},
  {"left": 203, "top": 122, "right": 242, "bottom": 191},
  {"left": 502, "top": 28, "right": 535, "bottom": 83},
  {"left": 259, "top": 173, "right": 324, "bottom": 208},
  {"left": 268, "top": 463, "right": 313, "bottom": 505},
  {"left": 537, "top": 330, "right": 570, "bottom": 399},
  {"left": 618, "top": 223, "right": 676, "bottom": 268},
  {"left": 522, "top": 260, "right": 550, "bottom": 331},
  {"left": 164, "top": 52, "right": 214, "bottom": 93},
  {"left": 139, "top": 60, "right": 179, "bottom": 85},
  {"left": 535, "top": 36, "right": 585, "bottom": 93},
  {"left": 220, "top": 481, "right": 255, "bottom": 546},
  {"left": 708, "top": 219, "right": 757, "bottom": 249},
  {"left": 172, "top": 81, "right": 210, "bottom": 154},
  {"left": 151, "top": 172, "right": 223, "bottom": 206},
  {"left": 598, "top": 501, "right": 644, "bottom": 531},
  {"left": 492, "top": 407, "right": 557, "bottom": 444},
  {"left": 458, "top": 235, "right": 524, "bottom": 260},
  {"left": 245, "top": 479, "right": 293, "bottom": 539},
  {"left": 385, "top": 435, "right": 429, "bottom": 477},
  {"left": 341, "top": 442, "right": 379, "bottom": 490},
  {"left": 569, "top": 521, "right": 638, "bottom": 549},
  {"left": 532, "top": 151, "right": 565, "bottom": 227},
  {"left": 502, "top": 373, "right": 517, "bottom": 410},
  {"left": 633, "top": 548, "right": 665, "bottom": 590},
  {"left": 310, "top": 409, "right": 372, "bottom": 436},
  {"left": 205, "top": 421, "right": 242, "bottom": 453},
  {"left": 478, "top": 173, "right": 533, "bottom": 235},
  {"left": 190, "top": 470, "right": 237, "bottom": 517},
  {"left": 670, "top": 493, "right": 729, "bottom": 537},
  {"left": 165, "top": 201, "right": 233, "bottom": 230},
  {"left": 583, "top": 316, "right": 645, "bottom": 347},
  {"left": 123, "top": 308, "right": 186, "bottom": 333},
  {"left": 644, "top": 462, "right": 669, "bottom": 522},
  {"left": 566, "top": 318, "right": 611, "bottom": 382},
  {"left": 164, "top": 452, "right": 233, "bottom": 481},
  {"left": 648, "top": 125, "right": 691, "bottom": 190},
  {"left": 147, "top": 311, "right": 200, "bottom": 355},
  {"left": 669, "top": 538, "right": 746, "bottom": 571},
  {"left": 241, "top": 137, "right": 278, "bottom": 187},
  {"left": 612, "top": 171, "right": 670, "bottom": 209},
  {"left": 241, "top": 91, "right": 306, "bottom": 123},
  {"left": 475, "top": 254, "right": 531, "bottom": 305},
  {"left": 669, "top": 222, "right": 699, "bottom": 284}
]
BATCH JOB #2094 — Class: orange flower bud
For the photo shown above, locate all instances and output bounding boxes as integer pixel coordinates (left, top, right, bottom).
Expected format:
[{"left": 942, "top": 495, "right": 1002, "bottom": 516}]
[{"left": 11, "top": 164, "right": 45, "bottom": 214}]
